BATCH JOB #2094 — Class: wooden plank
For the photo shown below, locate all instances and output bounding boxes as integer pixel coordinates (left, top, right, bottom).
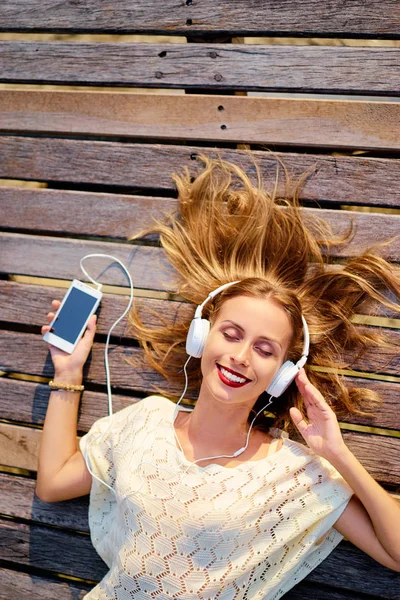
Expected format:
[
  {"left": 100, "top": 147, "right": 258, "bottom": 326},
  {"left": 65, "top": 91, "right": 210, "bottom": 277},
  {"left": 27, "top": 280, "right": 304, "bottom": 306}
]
[
  {"left": 0, "top": 519, "right": 398, "bottom": 597},
  {"left": 0, "top": 473, "right": 90, "bottom": 532},
  {"left": 0, "top": 0, "right": 399, "bottom": 38},
  {"left": 0, "top": 280, "right": 193, "bottom": 338},
  {"left": 0, "top": 568, "right": 90, "bottom": 600},
  {"left": 1, "top": 91, "right": 400, "bottom": 151},
  {"left": 0, "top": 187, "right": 177, "bottom": 240},
  {"left": 0, "top": 519, "right": 107, "bottom": 580},
  {"left": 1, "top": 314, "right": 399, "bottom": 381},
  {"left": 0, "top": 423, "right": 42, "bottom": 471},
  {"left": 340, "top": 377, "right": 400, "bottom": 430},
  {"left": 0, "top": 360, "right": 399, "bottom": 431},
  {"left": 0, "top": 568, "right": 390, "bottom": 600},
  {"left": 0, "top": 331, "right": 177, "bottom": 393},
  {"left": 1, "top": 42, "right": 400, "bottom": 95},
  {"left": 1, "top": 137, "right": 399, "bottom": 208},
  {"left": 0, "top": 569, "right": 381, "bottom": 600},
  {"left": 1, "top": 473, "right": 398, "bottom": 536},
  {"left": 0, "top": 378, "right": 141, "bottom": 433},
  {"left": 0, "top": 232, "right": 177, "bottom": 292},
  {"left": 341, "top": 326, "right": 400, "bottom": 377},
  {"left": 1, "top": 420, "right": 399, "bottom": 484},
  {"left": 1, "top": 187, "right": 399, "bottom": 260}
]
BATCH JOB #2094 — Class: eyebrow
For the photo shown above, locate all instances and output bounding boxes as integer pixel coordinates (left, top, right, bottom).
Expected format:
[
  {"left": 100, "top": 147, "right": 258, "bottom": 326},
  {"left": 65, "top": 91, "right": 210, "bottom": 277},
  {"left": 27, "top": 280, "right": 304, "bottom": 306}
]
[{"left": 221, "top": 320, "right": 282, "bottom": 350}]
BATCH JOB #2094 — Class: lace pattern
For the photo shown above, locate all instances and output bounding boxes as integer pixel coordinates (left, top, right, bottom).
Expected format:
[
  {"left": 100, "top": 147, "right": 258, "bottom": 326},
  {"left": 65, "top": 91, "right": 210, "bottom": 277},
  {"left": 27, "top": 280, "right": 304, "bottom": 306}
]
[{"left": 80, "top": 396, "right": 353, "bottom": 599}]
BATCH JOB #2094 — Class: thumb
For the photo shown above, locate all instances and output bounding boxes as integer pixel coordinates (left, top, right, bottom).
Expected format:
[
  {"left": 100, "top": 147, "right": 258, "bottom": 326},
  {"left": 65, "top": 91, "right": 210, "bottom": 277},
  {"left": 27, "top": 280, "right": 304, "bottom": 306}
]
[{"left": 83, "top": 314, "right": 97, "bottom": 340}]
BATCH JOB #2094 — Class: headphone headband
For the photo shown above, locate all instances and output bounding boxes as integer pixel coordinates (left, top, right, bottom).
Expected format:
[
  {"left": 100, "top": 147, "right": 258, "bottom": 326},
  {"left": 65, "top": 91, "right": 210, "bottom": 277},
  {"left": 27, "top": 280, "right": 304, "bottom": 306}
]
[{"left": 186, "top": 281, "right": 309, "bottom": 396}]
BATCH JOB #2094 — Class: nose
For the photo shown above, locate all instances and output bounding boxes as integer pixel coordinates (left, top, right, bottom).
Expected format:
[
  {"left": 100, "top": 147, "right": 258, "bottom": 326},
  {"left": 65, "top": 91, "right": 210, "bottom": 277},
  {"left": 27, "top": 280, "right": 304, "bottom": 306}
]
[{"left": 231, "top": 341, "right": 251, "bottom": 366}]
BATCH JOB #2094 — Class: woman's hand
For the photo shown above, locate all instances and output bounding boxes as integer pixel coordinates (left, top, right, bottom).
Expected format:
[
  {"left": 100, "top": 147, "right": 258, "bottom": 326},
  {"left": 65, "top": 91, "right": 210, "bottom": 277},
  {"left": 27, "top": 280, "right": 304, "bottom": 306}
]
[
  {"left": 42, "top": 299, "right": 97, "bottom": 378},
  {"left": 289, "top": 368, "right": 348, "bottom": 461}
]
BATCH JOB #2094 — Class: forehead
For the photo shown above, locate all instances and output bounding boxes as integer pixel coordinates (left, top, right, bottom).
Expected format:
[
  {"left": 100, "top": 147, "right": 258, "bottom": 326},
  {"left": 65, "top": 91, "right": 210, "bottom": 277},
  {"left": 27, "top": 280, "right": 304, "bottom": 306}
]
[{"left": 215, "top": 295, "right": 293, "bottom": 350}]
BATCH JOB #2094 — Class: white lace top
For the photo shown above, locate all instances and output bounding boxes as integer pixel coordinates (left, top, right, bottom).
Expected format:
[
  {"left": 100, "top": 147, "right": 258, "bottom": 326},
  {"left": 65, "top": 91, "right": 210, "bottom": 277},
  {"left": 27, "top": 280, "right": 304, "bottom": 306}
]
[{"left": 79, "top": 395, "right": 353, "bottom": 599}]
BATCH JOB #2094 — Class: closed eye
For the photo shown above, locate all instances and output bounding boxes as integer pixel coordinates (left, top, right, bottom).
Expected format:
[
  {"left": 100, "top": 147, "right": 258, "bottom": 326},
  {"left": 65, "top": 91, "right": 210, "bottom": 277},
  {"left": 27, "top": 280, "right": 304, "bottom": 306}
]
[
  {"left": 222, "top": 332, "right": 239, "bottom": 341},
  {"left": 256, "top": 348, "right": 272, "bottom": 357}
]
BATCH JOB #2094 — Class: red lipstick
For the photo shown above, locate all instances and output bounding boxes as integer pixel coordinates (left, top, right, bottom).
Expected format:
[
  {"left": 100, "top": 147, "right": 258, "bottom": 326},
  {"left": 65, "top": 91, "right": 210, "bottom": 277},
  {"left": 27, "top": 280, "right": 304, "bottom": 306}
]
[{"left": 216, "top": 364, "right": 251, "bottom": 388}]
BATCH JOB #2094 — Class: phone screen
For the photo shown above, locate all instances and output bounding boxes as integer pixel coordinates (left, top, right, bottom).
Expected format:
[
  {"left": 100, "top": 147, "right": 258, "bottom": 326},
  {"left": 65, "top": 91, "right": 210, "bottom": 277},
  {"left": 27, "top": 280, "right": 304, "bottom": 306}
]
[{"left": 50, "top": 287, "right": 98, "bottom": 344}]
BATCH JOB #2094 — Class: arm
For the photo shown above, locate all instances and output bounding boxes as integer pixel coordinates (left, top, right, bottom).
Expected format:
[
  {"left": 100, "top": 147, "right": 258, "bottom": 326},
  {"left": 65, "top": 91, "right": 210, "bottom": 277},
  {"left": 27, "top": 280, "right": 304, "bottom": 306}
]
[
  {"left": 36, "top": 301, "right": 97, "bottom": 502},
  {"left": 331, "top": 453, "right": 400, "bottom": 572},
  {"left": 290, "top": 369, "right": 400, "bottom": 572}
]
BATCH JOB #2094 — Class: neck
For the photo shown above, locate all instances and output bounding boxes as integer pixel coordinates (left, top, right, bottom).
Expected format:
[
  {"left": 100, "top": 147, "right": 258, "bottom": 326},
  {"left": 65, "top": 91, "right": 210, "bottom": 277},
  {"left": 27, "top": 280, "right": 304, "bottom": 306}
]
[{"left": 185, "top": 384, "right": 254, "bottom": 450}]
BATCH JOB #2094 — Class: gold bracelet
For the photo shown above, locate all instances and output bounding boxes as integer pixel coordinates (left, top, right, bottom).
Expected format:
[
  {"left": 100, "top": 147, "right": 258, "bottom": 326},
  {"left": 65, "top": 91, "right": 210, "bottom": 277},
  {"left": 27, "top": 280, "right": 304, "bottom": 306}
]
[{"left": 49, "top": 380, "right": 84, "bottom": 392}]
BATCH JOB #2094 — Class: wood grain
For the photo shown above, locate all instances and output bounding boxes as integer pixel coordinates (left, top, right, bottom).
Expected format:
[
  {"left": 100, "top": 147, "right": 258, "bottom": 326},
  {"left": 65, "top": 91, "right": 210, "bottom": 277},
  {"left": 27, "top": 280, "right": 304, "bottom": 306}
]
[
  {"left": 1, "top": 91, "right": 400, "bottom": 151},
  {"left": 1, "top": 280, "right": 398, "bottom": 343},
  {"left": 1, "top": 417, "right": 400, "bottom": 484},
  {"left": 1, "top": 317, "right": 399, "bottom": 381},
  {"left": 1, "top": 42, "right": 400, "bottom": 95},
  {"left": 1, "top": 187, "right": 400, "bottom": 261},
  {"left": 1, "top": 472, "right": 398, "bottom": 537},
  {"left": 0, "top": 568, "right": 383, "bottom": 600},
  {"left": 1, "top": 137, "right": 399, "bottom": 208},
  {"left": 0, "top": 0, "right": 399, "bottom": 37},
  {"left": 0, "top": 232, "right": 177, "bottom": 292},
  {"left": 0, "top": 371, "right": 399, "bottom": 432},
  {"left": 0, "top": 568, "right": 90, "bottom": 600},
  {"left": 0, "top": 517, "right": 399, "bottom": 598}
]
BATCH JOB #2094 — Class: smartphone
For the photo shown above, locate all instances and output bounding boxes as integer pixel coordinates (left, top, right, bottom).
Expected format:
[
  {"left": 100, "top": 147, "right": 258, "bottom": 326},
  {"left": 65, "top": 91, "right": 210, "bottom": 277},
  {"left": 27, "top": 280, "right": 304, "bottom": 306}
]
[{"left": 43, "top": 279, "right": 102, "bottom": 354}]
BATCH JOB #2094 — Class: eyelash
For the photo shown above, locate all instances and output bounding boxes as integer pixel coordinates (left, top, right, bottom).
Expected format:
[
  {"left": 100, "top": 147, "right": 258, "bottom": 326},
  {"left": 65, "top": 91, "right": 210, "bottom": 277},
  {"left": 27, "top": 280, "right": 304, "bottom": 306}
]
[{"left": 222, "top": 332, "right": 272, "bottom": 356}]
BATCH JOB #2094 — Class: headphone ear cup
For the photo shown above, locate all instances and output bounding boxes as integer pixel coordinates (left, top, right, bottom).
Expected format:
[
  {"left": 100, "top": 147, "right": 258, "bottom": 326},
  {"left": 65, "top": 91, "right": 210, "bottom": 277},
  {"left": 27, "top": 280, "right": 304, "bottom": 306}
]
[
  {"left": 186, "top": 319, "right": 210, "bottom": 358},
  {"left": 266, "top": 361, "right": 299, "bottom": 397}
]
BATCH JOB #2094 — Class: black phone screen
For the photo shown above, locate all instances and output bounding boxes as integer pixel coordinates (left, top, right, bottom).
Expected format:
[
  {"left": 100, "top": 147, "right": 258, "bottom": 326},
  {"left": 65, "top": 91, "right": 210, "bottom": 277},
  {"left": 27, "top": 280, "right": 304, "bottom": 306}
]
[{"left": 50, "top": 287, "right": 98, "bottom": 344}]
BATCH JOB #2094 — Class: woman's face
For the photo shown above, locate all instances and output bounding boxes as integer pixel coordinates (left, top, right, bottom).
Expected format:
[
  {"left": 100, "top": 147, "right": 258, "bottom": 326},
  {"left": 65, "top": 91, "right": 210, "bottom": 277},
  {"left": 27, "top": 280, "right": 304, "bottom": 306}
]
[{"left": 200, "top": 295, "right": 293, "bottom": 409}]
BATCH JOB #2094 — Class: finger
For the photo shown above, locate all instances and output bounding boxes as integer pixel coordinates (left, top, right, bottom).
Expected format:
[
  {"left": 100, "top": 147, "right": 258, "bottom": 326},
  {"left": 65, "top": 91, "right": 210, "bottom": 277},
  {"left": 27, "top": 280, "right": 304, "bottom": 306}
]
[
  {"left": 296, "top": 369, "right": 326, "bottom": 405},
  {"left": 47, "top": 312, "right": 55, "bottom": 323},
  {"left": 81, "top": 314, "right": 97, "bottom": 341},
  {"left": 52, "top": 299, "right": 61, "bottom": 308},
  {"left": 289, "top": 406, "right": 308, "bottom": 434},
  {"left": 41, "top": 325, "right": 50, "bottom": 334}
]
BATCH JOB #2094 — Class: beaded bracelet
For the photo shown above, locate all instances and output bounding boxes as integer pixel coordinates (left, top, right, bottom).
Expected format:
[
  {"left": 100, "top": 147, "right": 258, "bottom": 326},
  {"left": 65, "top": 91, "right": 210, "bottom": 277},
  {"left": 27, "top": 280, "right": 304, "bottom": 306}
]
[{"left": 49, "top": 380, "right": 84, "bottom": 392}]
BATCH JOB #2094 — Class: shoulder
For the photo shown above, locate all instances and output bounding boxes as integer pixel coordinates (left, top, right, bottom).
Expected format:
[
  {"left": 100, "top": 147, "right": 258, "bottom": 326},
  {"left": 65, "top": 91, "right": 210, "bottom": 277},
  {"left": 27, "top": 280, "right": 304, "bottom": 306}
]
[
  {"left": 87, "top": 395, "right": 175, "bottom": 439},
  {"left": 115, "top": 395, "right": 175, "bottom": 422}
]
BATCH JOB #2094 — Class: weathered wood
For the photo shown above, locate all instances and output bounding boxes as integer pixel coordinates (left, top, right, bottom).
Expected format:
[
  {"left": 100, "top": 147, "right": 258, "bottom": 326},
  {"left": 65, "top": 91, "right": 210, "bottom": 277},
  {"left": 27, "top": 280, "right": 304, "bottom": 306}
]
[
  {"left": 0, "top": 473, "right": 90, "bottom": 531},
  {"left": 1, "top": 315, "right": 399, "bottom": 384},
  {"left": 1, "top": 519, "right": 398, "bottom": 597},
  {"left": 340, "top": 377, "right": 400, "bottom": 430},
  {"left": 0, "top": 0, "right": 399, "bottom": 38},
  {"left": 0, "top": 518, "right": 106, "bottom": 580},
  {"left": 0, "top": 280, "right": 192, "bottom": 337},
  {"left": 1, "top": 373, "right": 399, "bottom": 432},
  {"left": 1, "top": 42, "right": 400, "bottom": 95},
  {"left": 1, "top": 91, "right": 400, "bottom": 151},
  {"left": 0, "top": 378, "right": 141, "bottom": 433},
  {"left": 0, "top": 232, "right": 177, "bottom": 292},
  {"left": 1, "top": 420, "right": 399, "bottom": 484},
  {"left": 341, "top": 326, "right": 399, "bottom": 376},
  {"left": 0, "top": 568, "right": 90, "bottom": 600},
  {"left": 1, "top": 137, "right": 399, "bottom": 208},
  {"left": 1, "top": 187, "right": 400, "bottom": 261},
  {"left": 0, "top": 331, "right": 176, "bottom": 392},
  {"left": 1, "top": 473, "right": 399, "bottom": 537},
  {"left": 0, "top": 280, "right": 398, "bottom": 338},
  {"left": 0, "top": 567, "right": 392, "bottom": 600}
]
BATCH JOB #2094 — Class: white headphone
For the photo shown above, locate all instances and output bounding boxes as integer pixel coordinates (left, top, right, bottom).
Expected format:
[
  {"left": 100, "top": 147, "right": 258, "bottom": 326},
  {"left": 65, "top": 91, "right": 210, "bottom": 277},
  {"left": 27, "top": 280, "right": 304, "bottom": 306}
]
[{"left": 185, "top": 281, "right": 310, "bottom": 397}]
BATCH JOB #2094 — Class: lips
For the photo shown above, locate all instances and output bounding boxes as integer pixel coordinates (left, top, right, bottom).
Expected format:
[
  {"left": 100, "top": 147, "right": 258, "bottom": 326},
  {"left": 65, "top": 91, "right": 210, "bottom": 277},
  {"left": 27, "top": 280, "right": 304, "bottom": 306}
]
[{"left": 216, "top": 363, "right": 252, "bottom": 388}]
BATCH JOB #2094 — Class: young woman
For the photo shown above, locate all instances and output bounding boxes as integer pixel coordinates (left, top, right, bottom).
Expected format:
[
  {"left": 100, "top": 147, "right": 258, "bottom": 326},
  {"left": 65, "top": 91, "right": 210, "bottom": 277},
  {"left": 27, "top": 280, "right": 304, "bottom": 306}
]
[{"left": 37, "top": 154, "right": 400, "bottom": 599}]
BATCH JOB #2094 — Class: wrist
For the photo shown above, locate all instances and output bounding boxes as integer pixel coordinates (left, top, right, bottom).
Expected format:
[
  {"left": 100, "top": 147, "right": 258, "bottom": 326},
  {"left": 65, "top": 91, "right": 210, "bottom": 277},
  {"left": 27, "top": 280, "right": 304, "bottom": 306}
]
[
  {"left": 53, "top": 371, "right": 83, "bottom": 385},
  {"left": 324, "top": 444, "right": 353, "bottom": 467}
]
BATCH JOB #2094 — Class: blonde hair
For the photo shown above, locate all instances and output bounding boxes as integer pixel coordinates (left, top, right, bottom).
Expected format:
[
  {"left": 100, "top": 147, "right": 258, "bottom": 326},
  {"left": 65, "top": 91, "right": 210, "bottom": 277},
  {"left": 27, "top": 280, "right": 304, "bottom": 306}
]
[{"left": 127, "top": 153, "right": 400, "bottom": 435}]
